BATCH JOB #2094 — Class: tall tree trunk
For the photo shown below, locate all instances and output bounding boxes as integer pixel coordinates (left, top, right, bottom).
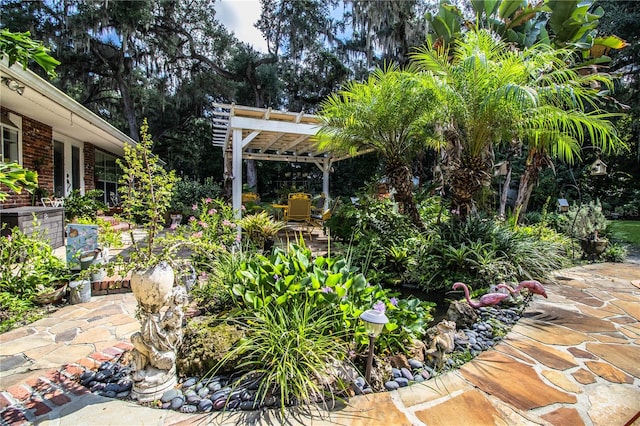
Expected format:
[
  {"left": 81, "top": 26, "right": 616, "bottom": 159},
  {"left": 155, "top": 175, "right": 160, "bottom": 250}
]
[
  {"left": 447, "top": 155, "right": 491, "bottom": 221},
  {"left": 513, "top": 151, "right": 546, "bottom": 221},
  {"left": 498, "top": 162, "right": 512, "bottom": 219},
  {"left": 386, "top": 156, "right": 424, "bottom": 230}
]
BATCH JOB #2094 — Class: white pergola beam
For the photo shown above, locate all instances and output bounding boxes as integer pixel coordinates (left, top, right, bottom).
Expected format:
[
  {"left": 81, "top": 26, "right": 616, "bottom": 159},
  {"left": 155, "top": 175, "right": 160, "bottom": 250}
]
[{"left": 230, "top": 116, "right": 319, "bottom": 135}]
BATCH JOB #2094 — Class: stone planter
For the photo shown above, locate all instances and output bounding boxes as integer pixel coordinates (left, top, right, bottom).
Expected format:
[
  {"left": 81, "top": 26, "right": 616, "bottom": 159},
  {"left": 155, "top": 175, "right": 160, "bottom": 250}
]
[
  {"left": 130, "top": 262, "right": 175, "bottom": 313},
  {"left": 580, "top": 238, "right": 608, "bottom": 258}
]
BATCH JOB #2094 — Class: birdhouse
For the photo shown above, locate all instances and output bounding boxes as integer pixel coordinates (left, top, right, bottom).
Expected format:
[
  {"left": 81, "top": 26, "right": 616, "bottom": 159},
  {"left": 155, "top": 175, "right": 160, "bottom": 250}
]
[
  {"left": 493, "top": 161, "right": 508, "bottom": 176},
  {"left": 557, "top": 198, "right": 570, "bottom": 213},
  {"left": 590, "top": 159, "right": 607, "bottom": 176}
]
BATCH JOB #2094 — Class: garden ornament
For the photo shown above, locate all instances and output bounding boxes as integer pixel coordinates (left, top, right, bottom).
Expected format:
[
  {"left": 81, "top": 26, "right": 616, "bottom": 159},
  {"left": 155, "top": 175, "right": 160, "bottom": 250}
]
[{"left": 451, "top": 282, "right": 509, "bottom": 309}]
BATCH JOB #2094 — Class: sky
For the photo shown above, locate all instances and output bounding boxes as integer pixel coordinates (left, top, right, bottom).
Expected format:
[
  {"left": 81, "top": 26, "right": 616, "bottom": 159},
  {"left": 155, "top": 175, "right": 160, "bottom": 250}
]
[{"left": 215, "top": 0, "right": 269, "bottom": 52}]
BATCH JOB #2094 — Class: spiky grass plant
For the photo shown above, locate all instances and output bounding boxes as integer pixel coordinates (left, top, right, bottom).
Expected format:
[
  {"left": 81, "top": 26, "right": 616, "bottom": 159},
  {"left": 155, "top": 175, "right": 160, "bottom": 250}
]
[{"left": 210, "top": 300, "right": 352, "bottom": 414}]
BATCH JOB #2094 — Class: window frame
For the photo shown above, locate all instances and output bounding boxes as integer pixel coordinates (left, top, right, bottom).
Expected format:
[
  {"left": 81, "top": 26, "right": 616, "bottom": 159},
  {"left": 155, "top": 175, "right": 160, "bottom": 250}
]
[{"left": 1, "top": 113, "right": 22, "bottom": 165}]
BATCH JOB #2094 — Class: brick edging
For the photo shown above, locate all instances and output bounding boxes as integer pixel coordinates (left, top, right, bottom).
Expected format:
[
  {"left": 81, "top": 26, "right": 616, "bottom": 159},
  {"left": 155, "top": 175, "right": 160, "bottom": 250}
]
[{"left": 0, "top": 342, "right": 134, "bottom": 425}]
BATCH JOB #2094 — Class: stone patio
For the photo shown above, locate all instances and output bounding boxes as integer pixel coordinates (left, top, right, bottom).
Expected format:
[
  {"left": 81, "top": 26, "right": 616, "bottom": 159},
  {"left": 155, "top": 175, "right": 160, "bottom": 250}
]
[{"left": 0, "top": 262, "right": 638, "bottom": 425}]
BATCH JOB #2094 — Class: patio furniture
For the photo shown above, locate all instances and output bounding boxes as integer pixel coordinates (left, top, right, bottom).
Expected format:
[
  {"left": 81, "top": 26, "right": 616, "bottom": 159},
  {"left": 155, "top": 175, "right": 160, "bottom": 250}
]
[
  {"left": 311, "top": 198, "right": 340, "bottom": 233},
  {"left": 242, "top": 192, "right": 260, "bottom": 204},
  {"left": 283, "top": 193, "right": 313, "bottom": 238}
]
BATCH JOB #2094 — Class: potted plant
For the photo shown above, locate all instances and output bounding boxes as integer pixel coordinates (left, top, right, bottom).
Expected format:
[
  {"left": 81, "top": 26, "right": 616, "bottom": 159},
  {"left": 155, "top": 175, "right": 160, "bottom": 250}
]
[
  {"left": 116, "top": 118, "right": 179, "bottom": 309},
  {"left": 239, "top": 211, "right": 285, "bottom": 251},
  {"left": 564, "top": 200, "right": 609, "bottom": 258}
]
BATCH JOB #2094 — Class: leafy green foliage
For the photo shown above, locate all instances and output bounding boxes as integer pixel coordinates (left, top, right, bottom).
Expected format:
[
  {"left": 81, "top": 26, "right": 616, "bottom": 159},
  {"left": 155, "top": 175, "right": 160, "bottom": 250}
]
[
  {"left": 117, "top": 118, "right": 178, "bottom": 266},
  {"left": 0, "top": 162, "right": 38, "bottom": 202},
  {"left": 169, "top": 178, "right": 222, "bottom": 218},
  {"left": 223, "top": 243, "right": 433, "bottom": 355},
  {"left": 0, "top": 224, "right": 70, "bottom": 299},
  {"left": 0, "top": 29, "right": 60, "bottom": 78},
  {"left": 603, "top": 242, "right": 628, "bottom": 263},
  {"left": 0, "top": 292, "right": 44, "bottom": 333},
  {"left": 63, "top": 189, "right": 106, "bottom": 222}
]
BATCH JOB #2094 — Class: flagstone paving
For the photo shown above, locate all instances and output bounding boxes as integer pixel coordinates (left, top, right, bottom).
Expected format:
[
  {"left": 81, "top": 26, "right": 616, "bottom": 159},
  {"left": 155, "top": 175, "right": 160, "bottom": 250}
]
[{"left": 0, "top": 262, "right": 638, "bottom": 425}]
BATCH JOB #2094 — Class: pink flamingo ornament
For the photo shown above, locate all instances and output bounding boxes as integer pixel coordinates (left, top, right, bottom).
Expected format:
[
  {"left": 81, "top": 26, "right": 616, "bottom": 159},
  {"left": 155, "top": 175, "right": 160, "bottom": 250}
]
[
  {"left": 514, "top": 280, "right": 547, "bottom": 298},
  {"left": 452, "top": 282, "right": 510, "bottom": 309}
]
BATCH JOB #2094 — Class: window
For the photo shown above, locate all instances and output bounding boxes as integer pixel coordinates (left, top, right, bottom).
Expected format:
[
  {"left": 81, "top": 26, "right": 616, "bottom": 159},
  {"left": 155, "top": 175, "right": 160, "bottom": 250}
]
[
  {"left": 1, "top": 115, "right": 20, "bottom": 163},
  {"left": 94, "top": 150, "right": 122, "bottom": 206}
]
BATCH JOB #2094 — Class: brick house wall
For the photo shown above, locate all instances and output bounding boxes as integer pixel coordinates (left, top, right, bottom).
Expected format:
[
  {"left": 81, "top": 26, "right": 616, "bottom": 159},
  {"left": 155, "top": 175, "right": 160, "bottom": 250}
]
[
  {"left": 83, "top": 142, "right": 95, "bottom": 192},
  {"left": 1, "top": 107, "right": 53, "bottom": 208}
]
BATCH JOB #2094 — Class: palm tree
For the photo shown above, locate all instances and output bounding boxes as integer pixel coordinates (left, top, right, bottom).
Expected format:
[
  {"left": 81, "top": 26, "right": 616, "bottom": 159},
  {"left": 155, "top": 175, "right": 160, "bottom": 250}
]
[
  {"left": 411, "top": 30, "right": 624, "bottom": 219},
  {"left": 317, "top": 65, "right": 436, "bottom": 228}
]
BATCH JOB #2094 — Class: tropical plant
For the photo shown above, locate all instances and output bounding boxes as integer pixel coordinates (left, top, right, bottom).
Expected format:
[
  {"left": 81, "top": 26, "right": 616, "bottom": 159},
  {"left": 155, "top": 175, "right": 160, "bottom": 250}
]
[
  {"left": 0, "top": 29, "right": 60, "bottom": 78},
  {"left": 318, "top": 65, "right": 437, "bottom": 228},
  {"left": 238, "top": 211, "right": 284, "bottom": 251},
  {"left": 117, "top": 118, "right": 179, "bottom": 268},
  {"left": 411, "top": 29, "right": 625, "bottom": 220},
  {"left": 0, "top": 162, "right": 38, "bottom": 202},
  {"left": 224, "top": 244, "right": 433, "bottom": 355}
]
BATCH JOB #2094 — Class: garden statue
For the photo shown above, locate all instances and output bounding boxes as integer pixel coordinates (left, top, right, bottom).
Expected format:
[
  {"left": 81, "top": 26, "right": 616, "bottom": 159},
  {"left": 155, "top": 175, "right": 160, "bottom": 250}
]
[
  {"left": 425, "top": 320, "right": 457, "bottom": 370},
  {"left": 130, "top": 283, "right": 188, "bottom": 402}
]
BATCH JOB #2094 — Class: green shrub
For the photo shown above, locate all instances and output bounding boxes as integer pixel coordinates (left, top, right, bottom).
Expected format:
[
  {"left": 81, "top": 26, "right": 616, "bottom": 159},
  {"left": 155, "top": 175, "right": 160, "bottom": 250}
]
[
  {"left": 0, "top": 292, "right": 44, "bottom": 333},
  {"left": 170, "top": 177, "right": 222, "bottom": 218},
  {"left": 0, "top": 223, "right": 70, "bottom": 299},
  {"left": 63, "top": 189, "right": 106, "bottom": 222},
  {"left": 603, "top": 242, "right": 627, "bottom": 263}
]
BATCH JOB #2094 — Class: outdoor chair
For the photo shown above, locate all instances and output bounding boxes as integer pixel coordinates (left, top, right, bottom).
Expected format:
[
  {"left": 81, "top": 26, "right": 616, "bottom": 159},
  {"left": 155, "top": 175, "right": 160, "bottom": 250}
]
[
  {"left": 311, "top": 198, "right": 340, "bottom": 234},
  {"left": 283, "top": 194, "right": 313, "bottom": 238}
]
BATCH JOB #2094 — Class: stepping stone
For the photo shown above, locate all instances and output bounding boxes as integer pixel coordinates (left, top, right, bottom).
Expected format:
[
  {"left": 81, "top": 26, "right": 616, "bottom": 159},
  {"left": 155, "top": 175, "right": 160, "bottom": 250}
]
[
  {"left": 541, "top": 407, "right": 585, "bottom": 426},
  {"left": 541, "top": 370, "right": 581, "bottom": 393},
  {"left": 587, "top": 383, "right": 640, "bottom": 426},
  {"left": 585, "top": 342, "right": 640, "bottom": 378},
  {"left": 584, "top": 361, "right": 633, "bottom": 384},
  {"left": 567, "top": 347, "right": 597, "bottom": 359},
  {"left": 506, "top": 337, "right": 578, "bottom": 370},
  {"left": 414, "top": 389, "right": 509, "bottom": 425},
  {"left": 460, "top": 351, "right": 576, "bottom": 411},
  {"left": 512, "top": 321, "right": 590, "bottom": 346},
  {"left": 525, "top": 306, "right": 616, "bottom": 333},
  {"left": 571, "top": 368, "right": 596, "bottom": 385}
]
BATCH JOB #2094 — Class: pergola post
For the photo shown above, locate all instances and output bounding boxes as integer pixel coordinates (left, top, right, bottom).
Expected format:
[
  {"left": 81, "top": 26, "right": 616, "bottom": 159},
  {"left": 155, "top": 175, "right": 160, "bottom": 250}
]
[
  {"left": 232, "top": 128, "right": 243, "bottom": 219},
  {"left": 322, "top": 158, "right": 330, "bottom": 209}
]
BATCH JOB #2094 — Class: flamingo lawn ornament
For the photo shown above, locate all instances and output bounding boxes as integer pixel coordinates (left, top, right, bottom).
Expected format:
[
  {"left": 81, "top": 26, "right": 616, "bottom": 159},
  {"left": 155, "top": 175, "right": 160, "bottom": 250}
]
[
  {"left": 514, "top": 280, "right": 547, "bottom": 298},
  {"left": 452, "top": 282, "right": 510, "bottom": 309}
]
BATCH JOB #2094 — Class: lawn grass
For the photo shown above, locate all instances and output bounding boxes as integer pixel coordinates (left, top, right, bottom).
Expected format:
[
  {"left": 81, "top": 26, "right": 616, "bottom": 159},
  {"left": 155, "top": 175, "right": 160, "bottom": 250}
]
[{"left": 608, "top": 220, "right": 640, "bottom": 248}]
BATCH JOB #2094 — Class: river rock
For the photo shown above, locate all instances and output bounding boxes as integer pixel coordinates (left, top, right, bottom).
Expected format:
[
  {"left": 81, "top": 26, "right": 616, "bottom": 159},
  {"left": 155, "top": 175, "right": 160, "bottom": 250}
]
[
  {"left": 170, "top": 396, "right": 184, "bottom": 410},
  {"left": 161, "top": 389, "right": 180, "bottom": 403},
  {"left": 384, "top": 381, "right": 400, "bottom": 391},
  {"left": 408, "top": 359, "right": 423, "bottom": 369},
  {"left": 198, "top": 399, "right": 213, "bottom": 412}
]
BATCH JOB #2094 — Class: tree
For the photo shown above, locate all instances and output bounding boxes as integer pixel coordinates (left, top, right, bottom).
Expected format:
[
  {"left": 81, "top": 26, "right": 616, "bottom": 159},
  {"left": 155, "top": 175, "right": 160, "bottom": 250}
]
[
  {"left": 411, "top": 30, "right": 624, "bottom": 220},
  {"left": 318, "top": 66, "right": 436, "bottom": 228}
]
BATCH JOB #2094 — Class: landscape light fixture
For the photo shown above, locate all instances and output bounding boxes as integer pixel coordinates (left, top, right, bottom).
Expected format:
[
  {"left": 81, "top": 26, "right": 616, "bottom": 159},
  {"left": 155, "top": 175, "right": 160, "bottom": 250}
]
[{"left": 360, "top": 309, "right": 389, "bottom": 384}]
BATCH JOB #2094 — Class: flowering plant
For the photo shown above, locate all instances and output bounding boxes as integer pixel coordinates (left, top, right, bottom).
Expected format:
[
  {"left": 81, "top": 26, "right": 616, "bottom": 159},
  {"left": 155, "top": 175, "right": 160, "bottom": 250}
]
[{"left": 171, "top": 198, "right": 238, "bottom": 271}]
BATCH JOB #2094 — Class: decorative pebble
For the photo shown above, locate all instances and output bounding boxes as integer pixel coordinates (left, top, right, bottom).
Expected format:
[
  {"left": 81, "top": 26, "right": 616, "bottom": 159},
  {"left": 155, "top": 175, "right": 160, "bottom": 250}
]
[
  {"left": 161, "top": 389, "right": 180, "bottom": 403},
  {"left": 116, "top": 391, "right": 130, "bottom": 398},
  {"left": 207, "top": 381, "right": 221, "bottom": 392},
  {"left": 198, "top": 399, "right": 213, "bottom": 412},
  {"left": 240, "top": 400, "right": 259, "bottom": 410},
  {"left": 197, "top": 387, "right": 210, "bottom": 398},
  {"left": 105, "top": 390, "right": 117, "bottom": 398},
  {"left": 210, "top": 390, "right": 229, "bottom": 401},
  {"left": 180, "top": 404, "right": 198, "bottom": 413},
  {"left": 414, "top": 374, "right": 424, "bottom": 383},
  {"left": 400, "top": 368, "right": 414, "bottom": 381},
  {"left": 408, "top": 359, "right": 423, "bottom": 369},
  {"left": 212, "top": 397, "right": 227, "bottom": 410},
  {"left": 187, "top": 394, "right": 200, "bottom": 404},
  {"left": 182, "top": 378, "right": 197, "bottom": 388},
  {"left": 161, "top": 402, "right": 171, "bottom": 409},
  {"left": 384, "top": 381, "right": 400, "bottom": 391},
  {"left": 395, "top": 377, "right": 409, "bottom": 387},
  {"left": 170, "top": 396, "right": 185, "bottom": 410},
  {"left": 226, "top": 399, "right": 241, "bottom": 409},
  {"left": 362, "top": 387, "right": 373, "bottom": 394},
  {"left": 391, "top": 368, "right": 401, "bottom": 378}
]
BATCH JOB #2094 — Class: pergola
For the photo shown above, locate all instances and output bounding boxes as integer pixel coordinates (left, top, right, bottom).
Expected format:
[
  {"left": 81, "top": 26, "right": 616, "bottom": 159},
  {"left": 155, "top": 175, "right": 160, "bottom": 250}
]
[{"left": 211, "top": 103, "right": 371, "bottom": 217}]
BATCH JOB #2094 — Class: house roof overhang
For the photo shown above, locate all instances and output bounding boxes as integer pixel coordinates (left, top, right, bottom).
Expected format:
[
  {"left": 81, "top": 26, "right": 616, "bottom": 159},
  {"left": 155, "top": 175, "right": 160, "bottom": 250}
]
[
  {"left": 212, "top": 103, "right": 370, "bottom": 164},
  {"left": 0, "top": 60, "right": 136, "bottom": 156}
]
